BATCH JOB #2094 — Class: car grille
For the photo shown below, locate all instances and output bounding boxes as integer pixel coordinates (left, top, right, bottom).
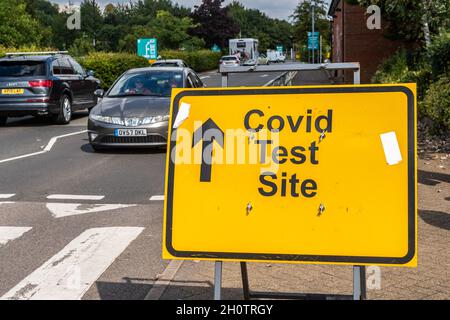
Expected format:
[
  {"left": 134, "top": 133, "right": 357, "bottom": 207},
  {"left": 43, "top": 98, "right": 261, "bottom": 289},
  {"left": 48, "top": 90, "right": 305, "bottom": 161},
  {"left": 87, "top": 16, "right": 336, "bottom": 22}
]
[{"left": 101, "top": 135, "right": 166, "bottom": 144}]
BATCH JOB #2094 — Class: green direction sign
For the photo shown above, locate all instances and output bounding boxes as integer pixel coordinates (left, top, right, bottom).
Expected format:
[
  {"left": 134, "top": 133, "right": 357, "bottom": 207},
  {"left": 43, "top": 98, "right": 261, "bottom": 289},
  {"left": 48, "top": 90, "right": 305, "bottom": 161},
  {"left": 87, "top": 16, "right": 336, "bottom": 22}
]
[
  {"left": 211, "top": 44, "right": 221, "bottom": 53},
  {"left": 307, "top": 32, "right": 319, "bottom": 50},
  {"left": 137, "top": 38, "right": 158, "bottom": 59},
  {"left": 276, "top": 45, "right": 283, "bottom": 53}
]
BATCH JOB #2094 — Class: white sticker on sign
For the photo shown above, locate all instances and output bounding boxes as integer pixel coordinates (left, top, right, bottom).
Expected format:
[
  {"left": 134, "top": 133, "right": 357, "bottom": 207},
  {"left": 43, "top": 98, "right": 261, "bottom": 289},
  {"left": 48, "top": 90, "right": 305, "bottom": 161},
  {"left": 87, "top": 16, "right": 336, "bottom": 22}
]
[
  {"left": 173, "top": 102, "right": 190, "bottom": 129},
  {"left": 380, "top": 131, "right": 402, "bottom": 165}
]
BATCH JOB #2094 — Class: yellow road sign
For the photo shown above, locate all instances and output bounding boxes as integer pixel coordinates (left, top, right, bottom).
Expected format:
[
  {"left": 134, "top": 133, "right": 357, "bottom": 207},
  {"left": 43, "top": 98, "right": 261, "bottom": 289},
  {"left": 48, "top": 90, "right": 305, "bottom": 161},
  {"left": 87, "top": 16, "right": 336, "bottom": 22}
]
[{"left": 163, "top": 84, "right": 417, "bottom": 267}]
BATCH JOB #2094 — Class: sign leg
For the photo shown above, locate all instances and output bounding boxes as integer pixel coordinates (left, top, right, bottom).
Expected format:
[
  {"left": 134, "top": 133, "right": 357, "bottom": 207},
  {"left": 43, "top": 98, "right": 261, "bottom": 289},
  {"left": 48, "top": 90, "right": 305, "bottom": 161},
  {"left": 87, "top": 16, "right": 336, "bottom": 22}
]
[
  {"left": 353, "top": 265, "right": 366, "bottom": 300},
  {"left": 240, "top": 262, "right": 251, "bottom": 300},
  {"left": 214, "top": 261, "right": 223, "bottom": 300},
  {"left": 221, "top": 74, "right": 228, "bottom": 87}
]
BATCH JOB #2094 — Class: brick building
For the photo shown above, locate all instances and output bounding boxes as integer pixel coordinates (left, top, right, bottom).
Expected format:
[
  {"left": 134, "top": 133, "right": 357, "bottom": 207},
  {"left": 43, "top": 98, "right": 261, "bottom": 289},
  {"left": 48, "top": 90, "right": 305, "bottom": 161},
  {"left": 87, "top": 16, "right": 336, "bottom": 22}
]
[{"left": 328, "top": 0, "right": 406, "bottom": 83}]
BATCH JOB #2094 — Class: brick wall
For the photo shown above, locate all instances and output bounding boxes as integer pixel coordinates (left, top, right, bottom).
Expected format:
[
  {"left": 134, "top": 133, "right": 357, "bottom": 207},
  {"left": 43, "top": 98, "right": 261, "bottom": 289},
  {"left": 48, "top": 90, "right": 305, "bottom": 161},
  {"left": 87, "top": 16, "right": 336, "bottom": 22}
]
[{"left": 331, "top": 1, "right": 405, "bottom": 84}]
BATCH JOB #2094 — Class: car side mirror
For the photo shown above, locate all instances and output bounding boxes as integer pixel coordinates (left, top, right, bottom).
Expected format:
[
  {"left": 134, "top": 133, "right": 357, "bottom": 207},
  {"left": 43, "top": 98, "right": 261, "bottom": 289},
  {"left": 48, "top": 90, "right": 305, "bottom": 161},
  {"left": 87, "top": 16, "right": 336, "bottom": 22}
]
[
  {"left": 86, "top": 70, "right": 94, "bottom": 77},
  {"left": 94, "top": 89, "right": 104, "bottom": 97}
]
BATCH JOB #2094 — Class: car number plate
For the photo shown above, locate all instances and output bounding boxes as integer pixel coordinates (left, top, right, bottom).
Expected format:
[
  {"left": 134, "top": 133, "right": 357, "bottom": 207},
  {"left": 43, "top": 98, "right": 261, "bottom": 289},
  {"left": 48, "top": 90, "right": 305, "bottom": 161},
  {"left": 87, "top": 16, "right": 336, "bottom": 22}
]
[
  {"left": 1, "top": 89, "right": 24, "bottom": 95},
  {"left": 115, "top": 129, "right": 147, "bottom": 137}
]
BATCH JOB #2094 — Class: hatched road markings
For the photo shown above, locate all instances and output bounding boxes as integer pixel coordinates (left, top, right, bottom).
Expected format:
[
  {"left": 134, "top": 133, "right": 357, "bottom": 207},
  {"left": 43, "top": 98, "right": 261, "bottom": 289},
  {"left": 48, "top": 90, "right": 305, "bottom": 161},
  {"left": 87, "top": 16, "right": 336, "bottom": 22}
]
[
  {"left": 1, "top": 227, "right": 144, "bottom": 300},
  {"left": 0, "top": 227, "right": 32, "bottom": 246},
  {"left": 149, "top": 195, "right": 164, "bottom": 201},
  {"left": 47, "top": 194, "right": 105, "bottom": 201},
  {"left": 0, "top": 194, "right": 15, "bottom": 199},
  {"left": 46, "top": 203, "right": 136, "bottom": 218}
]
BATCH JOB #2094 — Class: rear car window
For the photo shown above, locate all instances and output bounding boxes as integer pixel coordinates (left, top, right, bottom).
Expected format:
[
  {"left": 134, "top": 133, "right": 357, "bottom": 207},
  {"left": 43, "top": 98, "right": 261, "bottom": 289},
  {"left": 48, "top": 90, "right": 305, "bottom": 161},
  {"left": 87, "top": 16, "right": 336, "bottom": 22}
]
[
  {"left": 153, "top": 62, "right": 178, "bottom": 67},
  {"left": 0, "top": 61, "right": 47, "bottom": 77},
  {"left": 222, "top": 56, "right": 238, "bottom": 61}
]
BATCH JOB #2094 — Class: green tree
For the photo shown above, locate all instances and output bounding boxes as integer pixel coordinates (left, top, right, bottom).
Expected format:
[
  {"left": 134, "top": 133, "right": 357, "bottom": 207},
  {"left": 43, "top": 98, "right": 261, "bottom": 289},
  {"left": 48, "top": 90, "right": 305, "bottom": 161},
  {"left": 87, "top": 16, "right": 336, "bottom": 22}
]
[
  {"left": 291, "top": 0, "right": 330, "bottom": 61},
  {"left": 191, "top": 0, "right": 239, "bottom": 49},
  {"left": 80, "top": 0, "right": 103, "bottom": 49},
  {"left": 118, "top": 10, "right": 198, "bottom": 52},
  {"left": 0, "top": 0, "right": 43, "bottom": 47}
]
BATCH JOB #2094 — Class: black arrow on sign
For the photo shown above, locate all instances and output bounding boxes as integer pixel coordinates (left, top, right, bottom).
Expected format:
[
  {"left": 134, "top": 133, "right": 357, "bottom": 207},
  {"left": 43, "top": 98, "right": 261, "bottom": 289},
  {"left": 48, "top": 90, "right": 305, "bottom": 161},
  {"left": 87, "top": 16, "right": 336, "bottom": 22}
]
[{"left": 192, "top": 118, "right": 224, "bottom": 182}]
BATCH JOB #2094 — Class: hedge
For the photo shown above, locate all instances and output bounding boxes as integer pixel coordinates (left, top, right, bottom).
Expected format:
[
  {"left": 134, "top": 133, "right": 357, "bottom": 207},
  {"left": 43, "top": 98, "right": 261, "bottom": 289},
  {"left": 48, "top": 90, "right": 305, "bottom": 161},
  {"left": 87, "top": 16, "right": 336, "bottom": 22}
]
[
  {"left": 78, "top": 50, "right": 221, "bottom": 89},
  {"left": 78, "top": 52, "right": 150, "bottom": 89},
  {"left": 1, "top": 47, "right": 221, "bottom": 89}
]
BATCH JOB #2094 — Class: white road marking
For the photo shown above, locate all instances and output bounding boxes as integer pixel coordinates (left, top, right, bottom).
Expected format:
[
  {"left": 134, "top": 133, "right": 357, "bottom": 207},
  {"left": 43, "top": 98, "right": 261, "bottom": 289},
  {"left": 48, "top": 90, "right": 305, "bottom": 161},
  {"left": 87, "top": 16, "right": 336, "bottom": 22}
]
[
  {"left": 200, "top": 76, "right": 210, "bottom": 79},
  {"left": 47, "top": 194, "right": 105, "bottom": 201},
  {"left": 149, "top": 195, "right": 164, "bottom": 201},
  {"left": 1, "top": 227, "right": 144, "bottom": 300},
  {"left": 0, "top": 130, "right": 87, "bottom": 164},
  {"left": 0, "top": 202, "right": 15, "bottom": 206},
  {"left": 43, "top": 130, "right": 87, "bottom": 151},
  {"left": 46, "top": 203, "right": 136, "bottom": 218},
  {"left": 0, "top": 227, "right": 32, "bottom": 246},
  {"left": 144, "top": 260, "right": 183, "bottom": 300},
  {"left": 260, "top": 74, "right": 269, "bottom": 77},
  {"left": 0, "top": 151, "right": 47, "bottom": 164},
  {"left": 0, "top": 194, "right": 15, "bottom": 199}
]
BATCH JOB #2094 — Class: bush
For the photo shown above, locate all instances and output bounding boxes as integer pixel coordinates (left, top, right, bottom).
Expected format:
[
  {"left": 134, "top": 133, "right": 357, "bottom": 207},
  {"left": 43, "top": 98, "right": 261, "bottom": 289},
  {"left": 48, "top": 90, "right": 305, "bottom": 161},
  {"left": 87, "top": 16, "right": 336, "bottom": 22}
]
[
  {"left": 372, "top": 48, "right": 432, "bottom": 108},
  {"left": 77, "top": 52, "right": 149, "bottom": 89},
  {"left": 422, "top": 75, "right": 450, "bottom": 132},
  {"left": 159, "top": 49, "right": 221, "bottom": 72},
  {"left": 427, "top": 31, "right": 450, "bottom": 79},
  {"left": 372, "top": 49, "right": 416, "bottom": 84},
  {"left": 68, "top": 38, "right": 94, "bottom": 57}
]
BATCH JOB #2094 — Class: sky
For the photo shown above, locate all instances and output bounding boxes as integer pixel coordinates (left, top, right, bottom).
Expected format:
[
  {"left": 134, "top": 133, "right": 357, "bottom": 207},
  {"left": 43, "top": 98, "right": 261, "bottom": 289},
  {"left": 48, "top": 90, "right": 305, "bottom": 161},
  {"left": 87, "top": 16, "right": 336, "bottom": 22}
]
[{"left": 52, "top": 0, "right": 332, "bottom": 21}]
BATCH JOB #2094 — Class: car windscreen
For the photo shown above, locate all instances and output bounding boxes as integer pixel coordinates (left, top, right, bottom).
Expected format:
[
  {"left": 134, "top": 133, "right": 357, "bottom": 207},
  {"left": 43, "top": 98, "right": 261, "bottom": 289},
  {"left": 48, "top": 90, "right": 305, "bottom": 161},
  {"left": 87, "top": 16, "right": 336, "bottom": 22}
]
[
  {"left": 107, "top": 71, "right": 184, "bottom": 97},
  {"left": 0, "top": 61, "right": 47, "bottom": 77}
]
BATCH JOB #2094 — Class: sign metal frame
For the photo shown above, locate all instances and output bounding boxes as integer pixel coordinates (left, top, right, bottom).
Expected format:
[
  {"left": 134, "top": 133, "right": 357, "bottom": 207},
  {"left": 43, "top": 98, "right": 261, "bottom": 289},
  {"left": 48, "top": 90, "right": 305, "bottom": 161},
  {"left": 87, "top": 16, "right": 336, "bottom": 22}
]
[{"left": 164, "top": 62, "right": 416, "bottom": 300}]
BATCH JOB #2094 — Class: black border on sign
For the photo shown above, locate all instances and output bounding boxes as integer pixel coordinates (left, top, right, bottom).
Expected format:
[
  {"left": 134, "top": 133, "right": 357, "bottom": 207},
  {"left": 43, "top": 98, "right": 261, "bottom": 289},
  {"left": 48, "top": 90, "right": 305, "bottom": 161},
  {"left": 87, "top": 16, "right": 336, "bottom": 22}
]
[{"left": 165, "top": 86, "right": 416, "bottom": 265}]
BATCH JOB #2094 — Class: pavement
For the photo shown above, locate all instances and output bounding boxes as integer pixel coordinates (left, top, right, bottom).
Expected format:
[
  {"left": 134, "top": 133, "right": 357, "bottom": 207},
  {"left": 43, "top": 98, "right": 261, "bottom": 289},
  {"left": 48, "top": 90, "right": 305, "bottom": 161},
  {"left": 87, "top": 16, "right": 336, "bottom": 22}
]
[{"left": 0, "top": 66, "right": 448, "bottom": 300}]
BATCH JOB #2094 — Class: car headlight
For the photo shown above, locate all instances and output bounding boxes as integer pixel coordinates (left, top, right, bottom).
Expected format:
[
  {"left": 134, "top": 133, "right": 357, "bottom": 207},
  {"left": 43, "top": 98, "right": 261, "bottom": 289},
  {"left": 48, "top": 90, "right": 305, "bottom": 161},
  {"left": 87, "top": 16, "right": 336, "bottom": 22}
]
[
  {"left": 111, "top": 117, "right": 124, "bottom": 125},
  {"left": 89, "top": 114, "right": 112, "bottom": 123},
  {"left": 90, "top": 114, "right": 168, "bottom": 125},
  {"left": 141, "top": 115, "right": 170, "bottom": 125}
]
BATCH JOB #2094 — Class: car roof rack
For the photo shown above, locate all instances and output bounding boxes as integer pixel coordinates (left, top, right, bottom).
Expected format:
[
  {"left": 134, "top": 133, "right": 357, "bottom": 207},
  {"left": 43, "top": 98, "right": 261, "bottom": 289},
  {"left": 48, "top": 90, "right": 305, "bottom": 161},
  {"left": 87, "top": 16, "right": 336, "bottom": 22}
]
[{"left": 4, "top": 51, "right": 69, "bottom": 57}]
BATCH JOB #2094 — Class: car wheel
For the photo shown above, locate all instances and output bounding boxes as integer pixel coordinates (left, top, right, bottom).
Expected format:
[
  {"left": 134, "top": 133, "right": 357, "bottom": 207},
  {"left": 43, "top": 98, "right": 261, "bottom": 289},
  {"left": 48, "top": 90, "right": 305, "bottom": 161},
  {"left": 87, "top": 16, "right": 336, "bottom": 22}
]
[
  {"left": 0, "top": 116, "right": 7, "bottom": 126},
  {"left": 53, "top": 94, "right": 72, "bottom": 124}
]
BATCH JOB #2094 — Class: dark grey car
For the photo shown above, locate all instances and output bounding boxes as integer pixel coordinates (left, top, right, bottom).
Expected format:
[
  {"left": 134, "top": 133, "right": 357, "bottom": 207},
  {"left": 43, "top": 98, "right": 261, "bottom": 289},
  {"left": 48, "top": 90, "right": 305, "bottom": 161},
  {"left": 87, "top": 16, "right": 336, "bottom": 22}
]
[
  {"left": 88, "top": 67, "right": 204, "bottom": 150},
  {"left": 0, "top": 51, "right": 100, "bottom": 125}
]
